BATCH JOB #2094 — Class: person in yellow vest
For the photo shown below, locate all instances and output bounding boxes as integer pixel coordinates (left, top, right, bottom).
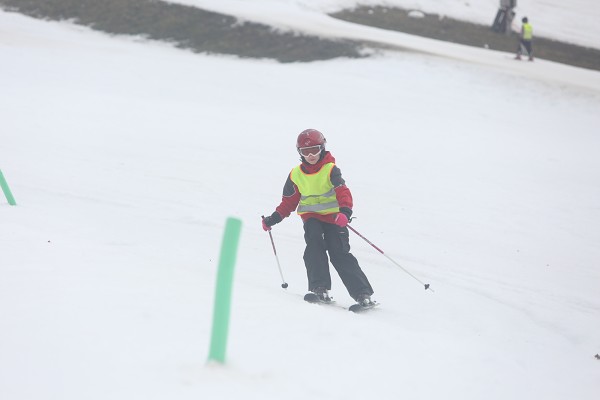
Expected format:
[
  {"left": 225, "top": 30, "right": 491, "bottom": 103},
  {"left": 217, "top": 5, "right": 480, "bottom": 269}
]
[
  {"left": 262, "top": 129, "right": 375, "bottom": 307},
  {"left": 515, "top": 16, "right": 534, "bottom": 61}
]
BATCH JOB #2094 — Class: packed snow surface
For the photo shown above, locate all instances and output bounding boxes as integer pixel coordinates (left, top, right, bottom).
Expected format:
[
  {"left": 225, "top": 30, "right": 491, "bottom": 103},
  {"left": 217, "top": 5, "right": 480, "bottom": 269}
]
[
  {"left": 1, "top": 1, "right": 600, "bottom": 399},
  {"left": 168, "top": 0, "right": 600, "bottom": 50}
]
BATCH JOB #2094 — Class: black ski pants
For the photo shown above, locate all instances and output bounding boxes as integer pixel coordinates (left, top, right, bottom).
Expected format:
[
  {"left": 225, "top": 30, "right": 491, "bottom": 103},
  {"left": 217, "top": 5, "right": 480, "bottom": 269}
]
[
  {"left": 518, "top": 39, "right": 533, "bottom": 56},
  {"left": 302, "top": 218, "right": 373, "bottom": 300}
]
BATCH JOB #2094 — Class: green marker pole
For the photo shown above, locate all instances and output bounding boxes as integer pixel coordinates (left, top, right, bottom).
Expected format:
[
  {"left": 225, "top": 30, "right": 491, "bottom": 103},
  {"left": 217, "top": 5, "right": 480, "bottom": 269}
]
[
  {"left": 208, "top": 217, "right": 242, "bottom": 364},
  {"left": 0, "top": 169, "right": 17, "bottom": 206}
]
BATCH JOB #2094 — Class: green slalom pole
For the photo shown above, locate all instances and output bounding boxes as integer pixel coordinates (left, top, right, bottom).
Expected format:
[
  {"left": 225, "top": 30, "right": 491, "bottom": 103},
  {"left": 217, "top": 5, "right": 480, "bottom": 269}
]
[
  {"left": 0, "top": 169, "right": 17, "bottom": 206},
  {"left": 208, "top": 217, "right": 242, "bottom": 364}
]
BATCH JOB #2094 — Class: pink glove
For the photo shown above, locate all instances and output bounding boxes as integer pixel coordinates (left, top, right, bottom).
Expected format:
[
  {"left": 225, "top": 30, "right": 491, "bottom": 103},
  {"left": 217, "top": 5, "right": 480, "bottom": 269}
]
[
  {"left": 262, "top": 218, "right": 271, "bottom": 231},
  {"left": 334, "top": 213, "right": 348, "bottom": 227}
]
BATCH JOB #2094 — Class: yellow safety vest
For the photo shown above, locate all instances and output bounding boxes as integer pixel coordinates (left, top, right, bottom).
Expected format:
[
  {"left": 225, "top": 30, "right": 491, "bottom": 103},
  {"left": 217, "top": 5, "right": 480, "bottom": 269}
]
[
  {"left": 523, "top": 23, "right": 533, "bottom": 40},
  {"left": 290, "top": 162, "right": 339, "bottom": 215}
]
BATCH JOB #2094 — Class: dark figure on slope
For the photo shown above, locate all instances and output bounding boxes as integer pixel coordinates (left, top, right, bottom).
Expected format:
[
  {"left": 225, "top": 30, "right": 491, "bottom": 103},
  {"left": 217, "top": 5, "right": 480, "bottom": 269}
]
[
  {"left": 492, "top": 0, "right": 516, "bottom": 34},
  {"left": 262, "top": 129, "right": 375, "bottom": 306}
]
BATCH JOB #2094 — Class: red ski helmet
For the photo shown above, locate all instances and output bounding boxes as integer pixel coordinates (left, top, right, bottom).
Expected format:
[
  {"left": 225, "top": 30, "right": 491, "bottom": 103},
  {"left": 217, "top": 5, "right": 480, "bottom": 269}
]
[{"left": 296, "top": 129, "right": 326, "bottom": 150}]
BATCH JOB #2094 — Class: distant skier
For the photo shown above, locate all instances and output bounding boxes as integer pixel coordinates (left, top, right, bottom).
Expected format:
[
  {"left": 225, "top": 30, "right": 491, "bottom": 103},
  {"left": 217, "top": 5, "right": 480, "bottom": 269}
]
[
  {"left": 515, "top": 16, "right": 534, "bottom": 61},
  {"left": 492, "top": 0, "right": 516, "bottom": 34},
  {"left": 262, "top": 129, "right": 375, "bottom": 307}
]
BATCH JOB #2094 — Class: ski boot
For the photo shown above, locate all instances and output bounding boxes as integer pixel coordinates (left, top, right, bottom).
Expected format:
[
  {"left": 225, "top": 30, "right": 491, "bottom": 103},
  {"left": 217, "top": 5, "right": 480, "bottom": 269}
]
[
  {"left": 356, "top": 293, "right": 374, "bottom": 307},
  {"left": 348, "top": 293, "right": 378, "bottom": 313},
  {"left": 304, "top": 287, "right": 333, "bottom": 304},
  {"left": 313, "top": 287, "right": 332, "bottom": 303}
]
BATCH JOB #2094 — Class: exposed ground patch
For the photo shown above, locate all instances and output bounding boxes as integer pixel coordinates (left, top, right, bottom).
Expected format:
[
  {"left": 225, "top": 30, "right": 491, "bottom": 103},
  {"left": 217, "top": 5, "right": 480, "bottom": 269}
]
[
  {"left": 331, "top": 6, "right": 600, "bottom": 71},
  {"left": 0, "top": 0, "right": 366, "bottom": 63},
  {"left": 2, "top": 0, "right": 598, "bottom": 70}
]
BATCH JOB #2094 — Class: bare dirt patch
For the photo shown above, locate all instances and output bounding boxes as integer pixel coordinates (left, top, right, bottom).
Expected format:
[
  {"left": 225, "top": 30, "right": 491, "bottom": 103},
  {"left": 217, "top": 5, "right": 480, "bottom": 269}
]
[{"left": 331, "top": 6, "right": 600, "bottom": 71}]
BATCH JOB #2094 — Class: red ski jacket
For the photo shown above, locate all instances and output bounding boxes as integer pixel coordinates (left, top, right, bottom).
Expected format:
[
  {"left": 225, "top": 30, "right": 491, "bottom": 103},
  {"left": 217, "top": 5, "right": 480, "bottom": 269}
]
[{"left": 274, "top": 151, "right": 353, "bottom": 224}]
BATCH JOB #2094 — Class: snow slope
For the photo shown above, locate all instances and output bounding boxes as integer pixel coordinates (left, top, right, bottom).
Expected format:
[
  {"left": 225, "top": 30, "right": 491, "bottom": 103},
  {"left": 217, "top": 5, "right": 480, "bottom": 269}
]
[
  {"left": 167, "top": 0, "right": 600, "bottom": 50},
  {"left": 1, "top": 3, "right": 600, "bottom": 400},
  {"left": 166, "top": 0, "right": 600, "bottom": 91}
]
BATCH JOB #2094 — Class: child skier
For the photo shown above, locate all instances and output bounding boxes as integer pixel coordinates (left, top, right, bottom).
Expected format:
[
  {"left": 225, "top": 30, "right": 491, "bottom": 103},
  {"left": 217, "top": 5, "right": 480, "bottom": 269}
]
[{"left": 262, "top": 129, "right": 375, "bottom": 307}]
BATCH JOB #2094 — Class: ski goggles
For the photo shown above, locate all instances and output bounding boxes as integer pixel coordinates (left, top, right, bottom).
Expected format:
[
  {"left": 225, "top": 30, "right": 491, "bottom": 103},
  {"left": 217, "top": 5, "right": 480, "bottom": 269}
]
[{"left": 298, "top": 145, "right": 322, "bottom": 157}]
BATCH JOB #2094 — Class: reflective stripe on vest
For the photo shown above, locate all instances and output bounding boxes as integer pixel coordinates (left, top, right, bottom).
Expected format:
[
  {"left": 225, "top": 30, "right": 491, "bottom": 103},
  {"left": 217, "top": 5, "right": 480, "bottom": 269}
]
[
  {"left": 523, "top": 23, "right": 533, "bottom": 40},
  {"left": 290, "top": 163, "right": 339, "bottom": 215}
]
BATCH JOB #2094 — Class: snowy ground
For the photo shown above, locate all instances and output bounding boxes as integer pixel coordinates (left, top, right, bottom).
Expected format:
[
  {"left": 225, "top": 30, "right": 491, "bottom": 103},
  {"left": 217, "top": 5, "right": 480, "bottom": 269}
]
[
  {"left": 1, "top": 1, "right": 600, "bottom": 400},
  {"left": 167, "top": 0, "right": 600, "bottom": 50}
]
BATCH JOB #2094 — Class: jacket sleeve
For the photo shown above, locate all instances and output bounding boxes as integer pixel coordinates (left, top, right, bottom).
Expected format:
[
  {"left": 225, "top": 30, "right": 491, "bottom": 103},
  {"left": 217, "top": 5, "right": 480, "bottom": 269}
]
[
  {"left": 274, "top": 173, "right": 301, "bottom": 219},
  {"left": 331, "top": 166, "right": 353, "bottom": 213}
]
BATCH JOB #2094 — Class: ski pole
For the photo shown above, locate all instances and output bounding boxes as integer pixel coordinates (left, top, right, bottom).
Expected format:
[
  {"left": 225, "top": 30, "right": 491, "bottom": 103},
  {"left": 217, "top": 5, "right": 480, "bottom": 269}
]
[
  {"left": 262, "top": 216, "right": 288, "bottom": 289},
  {"left": 347, "top": 225, "right": 433, "bottom": 292}
]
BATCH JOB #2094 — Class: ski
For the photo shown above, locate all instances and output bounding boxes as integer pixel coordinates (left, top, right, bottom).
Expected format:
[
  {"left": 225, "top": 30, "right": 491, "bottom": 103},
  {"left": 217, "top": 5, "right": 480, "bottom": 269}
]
[
  {"left": 303, "top": 292, "right": 335, "bottom": 305},
  {"left": 304, "top": 293, "right": 379, "bottom": 313},
  {"left": 348, "top": 301, "right": 380, "bottom": 313},
  {"left": 303, "top": 293, "right": 349, "bottom": 311}
]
